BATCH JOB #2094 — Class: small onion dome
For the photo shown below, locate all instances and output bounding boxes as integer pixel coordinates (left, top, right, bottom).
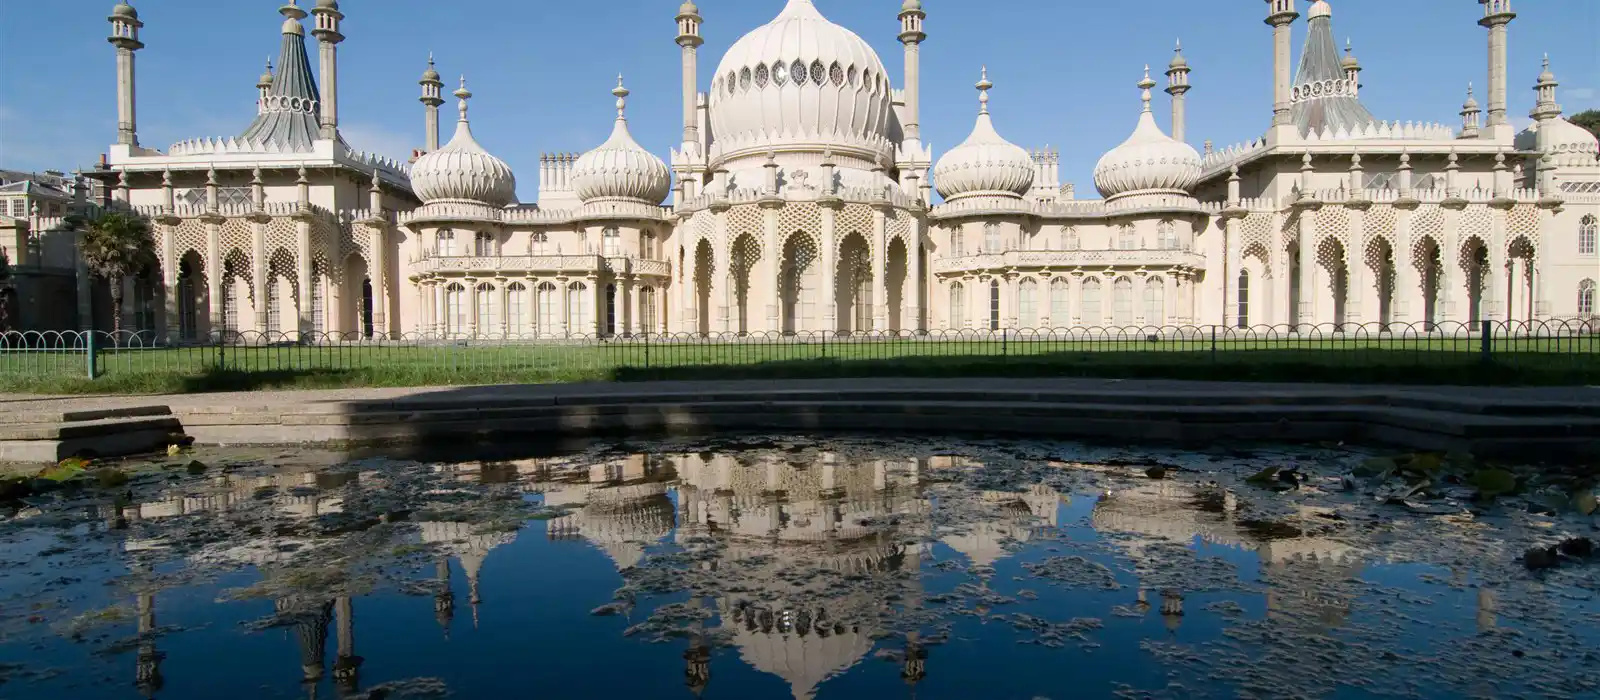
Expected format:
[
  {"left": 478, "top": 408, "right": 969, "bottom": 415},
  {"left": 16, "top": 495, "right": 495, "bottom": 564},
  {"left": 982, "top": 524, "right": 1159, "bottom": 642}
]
[
  {"left": 1168, "top": 41, "right": 1188, "bottom": 70},
  {"left": 572, "top": 77, "right": 672, "bottom": 205},
  {"left": 258, "top": 60, "right": 275, "bottom": 89},
  {"left": 1308, "top": 0, "right": 1332, "bottom": 20},
  {"left": 1462, "top": 85, "right": 1480, "bottom": 111},
  {"left": 933, "top": 69, "right": 1035, "bottom": 202},
  {"left": 1093, "top": 68, "right": 1202, "bottom": 200},
  {"left": 410, "top": 77, "right": 517, "bottom": 206},
  {"left": 421, "top": 55, "right": 441, "bottom": 83},
  {"left": 112, "top": 2, "right": 138, "bottom": 19},
  {"left": 316, "top": 0, "right": 339, "bottom": 8},
  {"left": 902, "top": 0, "right": 923, "bottom": 11},
  {"left": 678, "top": 1, "right": 699, "bottom": 15},
  {"left": 1341, "top": 41, "right": 1361, "bottom": 71}
]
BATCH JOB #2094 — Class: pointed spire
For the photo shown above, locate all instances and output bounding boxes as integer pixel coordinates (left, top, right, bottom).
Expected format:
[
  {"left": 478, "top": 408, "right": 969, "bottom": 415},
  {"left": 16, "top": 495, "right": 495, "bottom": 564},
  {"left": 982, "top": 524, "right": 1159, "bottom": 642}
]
[
  {"left": 1138, "top": 65, "right": 1155, "bottom": 112},
  {"left": 976, "top": 66, "right": 992, "bottom": 115},
  {"left": 455, "top": 75, "right": 472, "bottom": 121},
  {"left": 613, "top": 74, "right": 630, "bottom": 121}
]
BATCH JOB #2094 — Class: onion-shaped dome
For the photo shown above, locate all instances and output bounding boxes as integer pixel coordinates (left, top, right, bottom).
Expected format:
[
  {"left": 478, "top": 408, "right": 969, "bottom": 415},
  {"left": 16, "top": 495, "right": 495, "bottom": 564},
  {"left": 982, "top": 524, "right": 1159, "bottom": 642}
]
[
  {"left": 1308, "top": 0, "right": 1332, "bottom": 19},
  {"left": 572, "top": 77, "right": 672, "bottom": 205},
  {"left": 901, "top": 0, "right": 923, "bottom": 11},
  {"left": 1168, "top": 42, "right": 1188, "bottom": 70},
  {"left": 933, "top": 69, "right": 1035, "bottom": 202},
  {"left": 1462, "top": 85, "right": 1480, "bottom": 112},
  {"left": 1341, "top": 42, "right": 1361, "bottom": 71},
  {"left": 679, "top": 1, "right": 699, "bottom": 15},
  {"left": 420, "top": 55, "right": 441, "bottom": 84},
  {"left": 1093, "top": 68, "right": 1202, "bottom": 200},
  {"left": 112, "top": 2, "right": 138, "bottom": 19},
  {"left": 410, "top": 78, "right": 517, "bottom": 207},
  {"left": 1535, "top": 118, "right": 1600, "bottom": 158},
  {"left": 709, "top": 0, "right": 893, "bottom": 165},
  {"left": 317, "top": 0, "right": 340, "bottom": 9},
  {"left": 257, "top": 59, "right": 275, "bottom": 89}
]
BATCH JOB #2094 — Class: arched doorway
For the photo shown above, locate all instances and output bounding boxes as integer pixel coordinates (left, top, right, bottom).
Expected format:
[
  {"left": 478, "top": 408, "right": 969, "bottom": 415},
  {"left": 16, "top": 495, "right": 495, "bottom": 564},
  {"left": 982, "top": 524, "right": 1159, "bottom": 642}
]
[
  {"left": 1413, "top": 237, "right": 1442, "bottom": 331},
  {"left": 780, "top": 233, "right": 819, "bottom": 334},
  {"left": 1365, "top": 238, "right": 1395, "bottom": 328},
  {"left": 728, "top": 234, "right": 760, "bottom": 335},
  {"left": 1459, "top": 237, "right": 1489, "bottom": 324},
  {"left": 836, "top": 233, "right": 871, "bottom": 334},
  {"left": 693, "top": 240, "right": 714, "bottom": 336},
  {"left": 886, "top": 238, "right": 907, "bottom": 332},
  {"left": 1317, "top": 238, "right": 1348, "bottom": 330}
]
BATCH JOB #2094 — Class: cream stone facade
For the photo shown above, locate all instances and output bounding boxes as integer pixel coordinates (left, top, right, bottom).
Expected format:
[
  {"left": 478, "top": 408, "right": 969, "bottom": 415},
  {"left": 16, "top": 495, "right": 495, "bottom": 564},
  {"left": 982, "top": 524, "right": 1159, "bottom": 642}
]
[{"left": 24, "top": 0, "right": 1598, "bottom": 339}]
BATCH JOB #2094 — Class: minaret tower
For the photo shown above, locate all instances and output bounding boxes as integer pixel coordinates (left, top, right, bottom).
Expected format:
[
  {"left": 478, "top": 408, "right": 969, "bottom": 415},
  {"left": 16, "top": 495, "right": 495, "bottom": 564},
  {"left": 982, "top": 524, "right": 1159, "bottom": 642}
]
[
  {"left": 1165, "top": 40, "right": 1191, "bottom": 143},
  {"left": 107, "top": 2, "right": 144, "bottom": 148},
  {"left": 420, "top": 55, "right": 444, "bottom": 153},
  {"left": 257, "top": 59, "right": 275, "bottom": 115},
  {"left": 1529, "top": 56, "right": 1561, "bottom": 123},
  {"left": 1265, "top": 0, "right": 1299, "bottom": 137},
  {"left": 1460, "top": 84, "right": 1482, "bottom": 139},
  {"left": 1479, "top": 0, "right": 1516, "bottom": 139},
  {"left": 899, "top": 0, "right": 927, "bottom": 148},
  {"left": 676, "top": 2, "right": 704, "bottom": 148},
  {"left": 1342, "top": 39, "right": 1362, "bottom": 97},
  {"left": 310, "top": 0, "right": 345, "bottom": 141}
]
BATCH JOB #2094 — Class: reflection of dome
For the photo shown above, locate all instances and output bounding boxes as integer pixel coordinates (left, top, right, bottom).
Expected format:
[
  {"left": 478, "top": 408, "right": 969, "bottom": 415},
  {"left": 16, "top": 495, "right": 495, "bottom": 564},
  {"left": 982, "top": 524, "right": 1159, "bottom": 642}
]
[
  {"left": 410, "top": 79, "right": 517, "bottom": 206},
  {"left": 571, "top": 78, "right": 672, "bottom": 205},
  {"left": 708, "top": 0, "right": 894, "bottom": 168},
  {"left": 933, "top": 69, "right": 1035, "bottom": 203},
  {"left": 733, "top": 624, "right": 874, "bottom": 700},
  {"left": 1094, "top": 69, "right": 1201, "bottom": 201},
  {"left": 549, "top": 483, "right": 674, "bottom": 570}
]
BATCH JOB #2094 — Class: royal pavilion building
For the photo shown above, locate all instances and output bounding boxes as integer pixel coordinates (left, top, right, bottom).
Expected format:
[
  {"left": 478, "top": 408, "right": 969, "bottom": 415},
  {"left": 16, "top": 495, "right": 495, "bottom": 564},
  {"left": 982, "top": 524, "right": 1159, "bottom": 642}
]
[{"left": 4, "top": 0, "right": 1596, "bottom": 339}]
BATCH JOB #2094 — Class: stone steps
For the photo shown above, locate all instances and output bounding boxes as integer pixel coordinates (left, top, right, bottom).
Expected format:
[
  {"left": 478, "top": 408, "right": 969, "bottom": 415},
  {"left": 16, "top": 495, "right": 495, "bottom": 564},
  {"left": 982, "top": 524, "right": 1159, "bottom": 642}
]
[{"left": 0, "top": 408, "right": 179, "bottom": 464}]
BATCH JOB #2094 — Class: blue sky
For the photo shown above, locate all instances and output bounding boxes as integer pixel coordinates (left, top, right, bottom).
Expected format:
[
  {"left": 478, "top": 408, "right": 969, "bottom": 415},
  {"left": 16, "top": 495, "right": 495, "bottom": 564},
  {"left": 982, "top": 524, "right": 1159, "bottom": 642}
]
[{"left": 1, "top": 0, "right": 1595, "bottom": 200}]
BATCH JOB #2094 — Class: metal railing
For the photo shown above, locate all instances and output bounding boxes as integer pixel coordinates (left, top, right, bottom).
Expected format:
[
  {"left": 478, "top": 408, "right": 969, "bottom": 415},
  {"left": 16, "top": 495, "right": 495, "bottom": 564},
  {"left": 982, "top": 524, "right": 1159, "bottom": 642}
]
[{"left": 2, "top": 320, "right": 1596, "bottom": 386}]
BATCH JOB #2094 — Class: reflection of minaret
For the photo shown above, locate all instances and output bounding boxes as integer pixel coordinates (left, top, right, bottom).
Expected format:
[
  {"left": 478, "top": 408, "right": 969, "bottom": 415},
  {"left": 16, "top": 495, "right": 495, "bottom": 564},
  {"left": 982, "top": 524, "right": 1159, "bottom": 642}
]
[
  {"left": 1476, "top": 588, "right": 1497, "bottom": 633},
  {"left": 135, "top": 591, "right": 164, "bottom": 698},
  {"left": 683, "top": 598, "right": 712, "bottom": 697},
  {"left": 333, "top": 596, "right": 361, "bottom": 695},
  {"left": 461, "top": 552, "right": 484, "bottom": 629},
  {"left": 1160, "top": 589, "right": 1184, "bottom": 634},
  {"left": 433, "top": 559, "right": 455, "bottom": 638},
  {"left": 276, "top": 597, "right": 334, "bottom": 688}
]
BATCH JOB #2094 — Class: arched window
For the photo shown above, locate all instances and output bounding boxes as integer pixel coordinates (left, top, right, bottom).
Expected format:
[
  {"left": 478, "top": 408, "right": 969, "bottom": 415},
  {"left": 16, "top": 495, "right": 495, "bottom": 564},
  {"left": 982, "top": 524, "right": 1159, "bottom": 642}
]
[
  {"left": 177, "top": 259, "right": 199, "bottom": 341},
  {"left": 1581, "top": 279, "right": 1597, "bottom": 317},
  {"left": 531, "top": 232, "right": 550, "bottom": 256},
  {"left": 310, "top": 273, "right": 325, "bottom": 335},
  {"left": 1018, "top": 278, "right": 1038, "bottom": 328},
  {"left": 1237, "top": 269, "right": 1251, "bottom": 328},
  {"left": 1081, "top": 277, "right": 1102, "bottom": 325},
  {"left": 474, "top": 232, "right": 494, "bottom": 257},
  {"left": 949, "top": 282, "right": 966, "bottom": 329},
  {"left": 507, "top": 282, "right": 527, "bottom": 336},
  {"left": 568, "top": 281, "right": 590, "bottom": 335},
  {"left": 639, "top": 286, "right": 657, "bottom": 334},
  {"left": 984, "top": 223, "right": 1001, "bottom": 253},
  {"left": 1117, "top": 224, "right": 1136, "bottom": 250},
  {"left": 951, "top": 227, "right": 965, "bottom": 257},
  {"left": 988, "top": 279, "right": 1001, "bottom": 330},
  {"left": 1063, "top": 226, "right": 1079, "bottom": 250},
  {"left": 1113, "top": 276, "right": 1134, "bottom": 326},
  {"left": 537, "top": 282, "right": 559, "bottom": 335},
  {"left": 475, "top": 282, "right": 496, "bottom": 336},
  {"left": 642, "top": 231, "right": 658, "bottom": 260},
  {"left": 437, "top": 229, "right": 457, "bottom": 257},
  {"left": 265, "top": 277, "right": 282, "bottom": 334},
  {"left": 1158, "top": 220, "right": 1178, "bottom": 250},
  {"left": 444, "top": 282, "right": 466, "bottom": 337},
  {"left": 1581, "top": 215, "right": 1597, "bottom": 256},
  {"left": 1050, "top": 278, "right": 1070, "bottom": 325},
  {"left": 1143, "top": 276, "right": 1165, "bottom": 326},
  {"left": 603, "top": 227, "right": 622, "bottom": 257}
]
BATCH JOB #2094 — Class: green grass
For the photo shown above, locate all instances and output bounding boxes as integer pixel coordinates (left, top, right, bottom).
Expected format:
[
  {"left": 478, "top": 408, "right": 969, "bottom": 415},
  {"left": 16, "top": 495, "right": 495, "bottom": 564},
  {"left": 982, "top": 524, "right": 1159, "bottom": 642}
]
[{"left": 2, "top": 335, "right": 1596, "bottom": 394}]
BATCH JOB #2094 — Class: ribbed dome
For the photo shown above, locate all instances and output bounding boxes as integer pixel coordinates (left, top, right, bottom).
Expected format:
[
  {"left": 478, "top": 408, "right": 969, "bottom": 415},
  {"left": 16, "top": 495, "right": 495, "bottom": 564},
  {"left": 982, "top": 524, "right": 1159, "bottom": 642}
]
[
  {"left": 709, "top": 0, "right": 893, "bottom": 166},
  {"left": 933, "top": 70, "right": 1035, "bottom": 202},
  {"left": 572, "top": 79, "right": 671, "bottom": 205},
  {"left": 1535, "top": 118, "right": 1600, "bottom": 157},
  {"left": 1093, "top": 70, "right": 1201, "bottom": 200},
  {"left": 410, "top": 80, "right": 517, "bottom": 207},
  {"left": 111, "top": 2, "right": 138, "bottom": 19}
]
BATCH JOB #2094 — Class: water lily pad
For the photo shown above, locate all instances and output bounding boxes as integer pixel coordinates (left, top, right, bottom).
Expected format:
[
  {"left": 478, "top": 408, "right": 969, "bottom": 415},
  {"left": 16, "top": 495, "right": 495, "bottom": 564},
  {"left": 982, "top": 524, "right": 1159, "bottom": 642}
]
[
  {"left": 1245, "top": 467, "right": 1280, "bottom": 486},
  {"left": 1354, "top": 457, "right": 1396, "bottom": 478},
  {"left": 1469, "top": 469, "right": 1517, "bottom": 498},
  {"left": 36, "top": 459, "right": 89, "bottom": 483}
]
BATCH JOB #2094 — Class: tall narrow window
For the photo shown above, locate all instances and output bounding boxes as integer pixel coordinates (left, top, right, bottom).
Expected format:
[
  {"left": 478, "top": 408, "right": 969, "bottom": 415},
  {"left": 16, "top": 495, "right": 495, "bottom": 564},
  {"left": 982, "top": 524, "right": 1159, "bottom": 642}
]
[
  {"left": 951, "top": 227, "right": 965, "bottom": 257},
  {"left": 984, "top": 223, "right": 1001, "bottom": 254},
  {"left": 310, "top": 274, "right": 325, "bottom": 335},
  {"left": 361, "top": 280, "right": 374, "bottom": 338},
  {"left": 988, "top": 279, "right": 1001, "bottom": 330},
  {"left": 444, "top": 283, "right": 466, "bottom": 337},
  {"left": 642, "top": 231, "right": 658, "bottom": 260},
  {"left": 531, "top": 232, "right": 550, "bottom": 256},
  {"left": 1081, "top": 278, "right": 1102, "bottom": 326},
  {"left": 1581, "top": 279, "right": 1597, "bottom": 317},
  {"left": 1050, "top": 278, "right": 1070, "bottom": 326},
  {"left": 1117, "top": 224, "right": 1136, "bottom": 250},
  {"left": 1158, "top": 220, "right": 1178, "bottom": 250},
  {"left": 177, "top": 261, "right": 198, "bottom": 341},
  {"left": 1063, "top": 226, "right": 1079, "bottom": 250},
  {"left": 603, "top": 227, "right": 622, "bottom": 257},
  {"left": 474, "top": 232, "right": 494, "bottom": 257},
  {"left": 1143, "top": 277, "right": 1165, "bottom": 326},
  {"left": 604, "top": 283, "right": 617, "bottom": 337},
  {"left": 1237, "top": 269, "right": 1251, "bottom": 328},
  {"left": 1581, "top": 215, "right": 1598, "bottom": 256},
  {"left": 475, "top": 282, "right": 496, "bottom": 337},
  {"left": 1113, "top": 277, "right": 1133, "bottom": 326},
  {"left": 221, "top": 278, "right": 238, "bottom": 336},
  {"left": 639, "top": 286, "right": 657, "bottom": 334},
  {"left": 132, "top": 275, "right": 154, "bottom": 335},
  {"left": 507, "top": 283, "right": 527, "bottom": 335},
  {"left": 537, "top": 282, "right": 559, "bottom": 335},
  {"left": 437, "top": 229, "right": 457, "bottom": 257},
  {"left": 949, "top": 282, "right": 966, "bottom": 329},
  {"left": 265, "top": 278, "right": 282, "bottom": 334},
  {"left": 568, "top": 282, "right": 590, "bottom": 335},
  {"left": 1018, "top": 278, "right": 1038, "bottom": 328}
]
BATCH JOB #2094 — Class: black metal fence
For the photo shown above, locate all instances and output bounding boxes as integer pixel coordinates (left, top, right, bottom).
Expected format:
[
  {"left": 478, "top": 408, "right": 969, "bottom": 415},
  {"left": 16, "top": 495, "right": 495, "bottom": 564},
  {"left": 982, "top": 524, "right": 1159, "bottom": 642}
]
[{"left": 2, "top": 320, "right": 1596, "bottom": 386}]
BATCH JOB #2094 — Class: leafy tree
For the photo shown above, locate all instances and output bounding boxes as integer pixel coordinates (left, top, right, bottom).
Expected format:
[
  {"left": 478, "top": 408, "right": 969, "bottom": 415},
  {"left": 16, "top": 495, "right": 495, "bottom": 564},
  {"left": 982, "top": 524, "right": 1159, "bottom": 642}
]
[
  {"left": 1570, "top": 109, "right": 1600, "bottom": 140},
  {"left": 77, "top": 212, "right": 155, "bottom": 334},
  {"left": 0, "top": 246, "right": 13, "bottom": 332}
]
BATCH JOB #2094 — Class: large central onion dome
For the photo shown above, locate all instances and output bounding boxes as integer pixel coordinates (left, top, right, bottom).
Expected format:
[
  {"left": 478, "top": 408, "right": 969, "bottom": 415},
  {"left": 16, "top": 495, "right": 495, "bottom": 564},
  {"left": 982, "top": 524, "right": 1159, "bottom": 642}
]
[
  {"left": 410, "top": 78, "right": 517, "bottom": 207},
  {"left": 934, "top": 69, "right": 1035, "bottom": 203},
  {"left": 709, "top": 0, "right": 894, "bottom": 168},
  {"left": 1094, "top": 68, "right": 1201, "bottom": 201},
  {"left": 572, "top": 78, "right": 672, "bottom": 205}
]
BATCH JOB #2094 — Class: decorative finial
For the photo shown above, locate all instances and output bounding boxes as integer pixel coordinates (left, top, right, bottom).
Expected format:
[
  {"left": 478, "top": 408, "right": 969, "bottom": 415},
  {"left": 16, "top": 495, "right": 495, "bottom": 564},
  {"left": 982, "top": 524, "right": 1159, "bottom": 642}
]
[
  {"left": 976, "top": 66, "right": 992, "bottom": 115},
  {"left": 454, "top": 76, "right": 472, "bottom": 120},
  {"left": 1138, "top": 65, "right": 1155, "bottom": 111},
  {"left": 612, "top": 74, "right": 630, "bottom": 120}
]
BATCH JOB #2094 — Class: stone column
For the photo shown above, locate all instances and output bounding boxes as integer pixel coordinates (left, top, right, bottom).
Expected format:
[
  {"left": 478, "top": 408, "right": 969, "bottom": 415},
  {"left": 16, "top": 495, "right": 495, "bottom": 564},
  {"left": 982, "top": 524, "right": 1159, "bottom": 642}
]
[
  {"left": 712, "top": 218, "right": 730, "bottom": 334},
  {"left": 369, "top": 226, "right": 388, "bottom": 336},
  {"left": 433, "top": 281, "right": 446, "bottom": 337},
  {"left": 1296, "top": 208, "right": 1316, "bottom": 330},
  {"left": 498, "top": 279, "right": 510, "bottom": 338},
  {"left": 251, "top": 221, "right": 268, "bottom": 334},
  {"left": 1346, "top": 211, "right": 1365, "bottom": 327},
  {"left": 620, "top": 275, "right": 634, "bottom": 336},
  {"left": 762, "top": 207, "right": 780, "bottom": 333},
  {"left": 159, "top": 223, "right": 177, "bottom": 341},
  {"left": 1438, "top": 210, "right": 1460, "bottom": 325},
  {"left": 1486, "top": 208, "right": 1509, "bottom": 322},
  {"left": 1223, "top": 218, "right": 1241, "bottom": 328},
  {"left": 205, "top": 222, "right": 222, "bottom": 336},
  {"left": 558, "top": 279, "right": 571, "bottom": 337},
  {"left": 1394, "top": 210, "right": 1418, "bottom": 325},
  {"left": 907, "top": 220, "right": 922, "bottom": 331},
  {"left": 296, "top": 219, "right": 312, "bottom": 337},
  {"left": 593, "top": 276, "right": 606, "bottom": 336},
  {"left": 820, "top": 205, "right": 838, "bottom": 333},
  {"left": 872, "top": 208, "right": 888, "bottom": 332},
  {"left": 680, "top": 244, "right": 698, "bottom": 334},
  {"left": 1004, "top": 274, "right": 1018, "bottom": 329}
]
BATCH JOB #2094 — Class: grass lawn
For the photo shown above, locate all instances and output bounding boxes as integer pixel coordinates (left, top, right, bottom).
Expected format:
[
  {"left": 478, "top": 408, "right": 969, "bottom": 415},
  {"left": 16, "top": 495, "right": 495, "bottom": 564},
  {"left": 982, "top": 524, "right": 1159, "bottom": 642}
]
[{"left": 3, "top": 333, "right": 1596, "bottom": 393}]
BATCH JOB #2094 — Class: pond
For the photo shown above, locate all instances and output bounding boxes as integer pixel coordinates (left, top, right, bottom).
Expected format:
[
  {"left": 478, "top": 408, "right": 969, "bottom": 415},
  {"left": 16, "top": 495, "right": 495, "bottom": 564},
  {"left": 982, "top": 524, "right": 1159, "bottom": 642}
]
[{"left": 0, "top": 436, "right": 1596, "bottom": 700}]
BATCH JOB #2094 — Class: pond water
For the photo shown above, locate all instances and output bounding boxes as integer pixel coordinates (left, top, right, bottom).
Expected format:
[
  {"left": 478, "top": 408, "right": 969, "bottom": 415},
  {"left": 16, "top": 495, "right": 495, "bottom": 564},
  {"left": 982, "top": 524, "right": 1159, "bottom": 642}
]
[{"left": 0, "top": 436, "right": 1596, "bottom": 700}]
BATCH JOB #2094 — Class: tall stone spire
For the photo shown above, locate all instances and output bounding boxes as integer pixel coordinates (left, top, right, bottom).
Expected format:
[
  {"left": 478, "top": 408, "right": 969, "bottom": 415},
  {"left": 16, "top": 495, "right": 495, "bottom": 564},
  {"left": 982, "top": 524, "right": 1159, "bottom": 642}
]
[
  {"left": 238, "top": 2, "right": 327, "bottom": 151},
  {"left": 108, "top": 2, "right": 145, "bottom": 147},
  {"left": 1165, "top": 39, "right": 1192, "bottom": 143},
  {"left": 1289, "top": 0, "right": 1376, "bottom": 135}
]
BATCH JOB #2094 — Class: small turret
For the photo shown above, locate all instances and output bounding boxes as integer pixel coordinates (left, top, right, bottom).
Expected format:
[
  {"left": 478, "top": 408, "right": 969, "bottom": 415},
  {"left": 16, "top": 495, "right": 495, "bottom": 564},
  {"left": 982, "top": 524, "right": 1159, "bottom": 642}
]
[
  {"left": 108, "top": 1, "right": 145, "bottom": 147},
  {"left": 1460, "top": 83, "right": 1481, "bottom": 138},
  {"left": 1342, "top": 39, "right": 1362, "bottom": 97},
  {"left": 310, "top": 0, "right": 344, "bottom": 140},
  {"left": 1165, "top": 39, "right": 1192, "bottom": 143},
  {"left": 257, "top": 58, "right": 275, "bottom": 114},
  {"left": 419, "top": 54, "right": 445, "bottom": 153},
  {"left": 1530, "top": 55, "right": 1560, "bottom": 121}
]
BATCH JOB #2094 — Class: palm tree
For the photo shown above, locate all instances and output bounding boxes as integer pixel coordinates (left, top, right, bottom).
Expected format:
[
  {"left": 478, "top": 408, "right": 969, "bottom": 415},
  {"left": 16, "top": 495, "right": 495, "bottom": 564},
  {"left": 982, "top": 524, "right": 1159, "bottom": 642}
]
[{"left": 78, "top": 212, "right": 156, "bottom": 334}]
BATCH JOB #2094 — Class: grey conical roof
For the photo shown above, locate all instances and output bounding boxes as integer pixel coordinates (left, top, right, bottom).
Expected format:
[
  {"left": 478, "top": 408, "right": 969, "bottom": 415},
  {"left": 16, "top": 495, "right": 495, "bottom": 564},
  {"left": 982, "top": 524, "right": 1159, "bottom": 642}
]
[
  {"left": 1290, "top": 8, "right": 1376, "bottom": 136},
  {"left": 239, "top": 13, "right": 324, "bottom": 151}
]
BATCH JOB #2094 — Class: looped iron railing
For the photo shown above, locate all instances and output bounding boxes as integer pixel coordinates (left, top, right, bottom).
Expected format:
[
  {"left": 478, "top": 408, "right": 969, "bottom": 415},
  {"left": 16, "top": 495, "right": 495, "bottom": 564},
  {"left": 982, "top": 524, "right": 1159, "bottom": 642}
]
[{"left": 1, "top": 319, "right": 1594, "bottom": 386}]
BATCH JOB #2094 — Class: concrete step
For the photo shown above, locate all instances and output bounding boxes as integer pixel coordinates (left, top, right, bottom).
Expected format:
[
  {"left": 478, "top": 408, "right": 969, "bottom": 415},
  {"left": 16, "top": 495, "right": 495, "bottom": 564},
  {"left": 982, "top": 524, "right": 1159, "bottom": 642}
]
[{"left": 0, "top": 415, "right": 183, "bottom": 463}]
